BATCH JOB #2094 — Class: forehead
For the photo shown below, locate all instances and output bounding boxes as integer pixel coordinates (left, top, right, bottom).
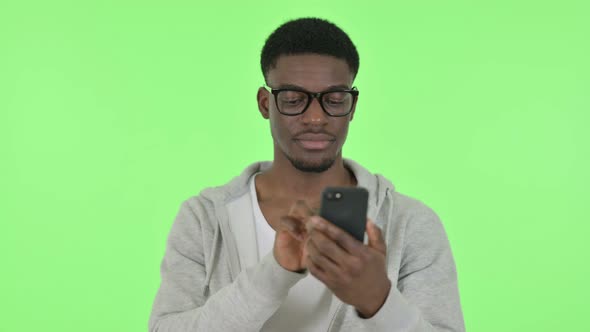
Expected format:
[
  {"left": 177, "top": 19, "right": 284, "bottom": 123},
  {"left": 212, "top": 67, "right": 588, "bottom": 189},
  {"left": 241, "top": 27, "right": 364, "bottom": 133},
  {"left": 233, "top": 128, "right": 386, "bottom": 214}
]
[{"left": 267, "top": 54, "right": 354, "bottom": 91}]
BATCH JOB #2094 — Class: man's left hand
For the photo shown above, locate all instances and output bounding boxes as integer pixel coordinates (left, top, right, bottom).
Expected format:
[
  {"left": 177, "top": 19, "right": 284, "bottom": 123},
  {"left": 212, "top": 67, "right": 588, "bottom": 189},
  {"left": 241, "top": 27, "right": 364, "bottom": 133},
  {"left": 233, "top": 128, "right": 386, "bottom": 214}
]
[{"left": 305, "top": 216, "right": 391, "bottom": 318}]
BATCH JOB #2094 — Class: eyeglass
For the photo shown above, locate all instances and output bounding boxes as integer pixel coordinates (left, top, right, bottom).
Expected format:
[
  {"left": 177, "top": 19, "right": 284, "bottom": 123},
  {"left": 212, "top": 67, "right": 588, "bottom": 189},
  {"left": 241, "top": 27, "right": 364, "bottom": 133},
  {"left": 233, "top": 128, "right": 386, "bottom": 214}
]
[{"left": 264, "top": 84, "right": 359, "bottom": 117}]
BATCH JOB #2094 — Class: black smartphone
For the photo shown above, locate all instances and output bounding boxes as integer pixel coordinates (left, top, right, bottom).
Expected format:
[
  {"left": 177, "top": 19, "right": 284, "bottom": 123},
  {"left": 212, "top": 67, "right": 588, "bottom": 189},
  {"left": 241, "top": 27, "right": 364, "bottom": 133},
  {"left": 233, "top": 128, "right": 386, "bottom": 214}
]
[{"left": 319, "top": 187, "right": 368, "bottom": 242}]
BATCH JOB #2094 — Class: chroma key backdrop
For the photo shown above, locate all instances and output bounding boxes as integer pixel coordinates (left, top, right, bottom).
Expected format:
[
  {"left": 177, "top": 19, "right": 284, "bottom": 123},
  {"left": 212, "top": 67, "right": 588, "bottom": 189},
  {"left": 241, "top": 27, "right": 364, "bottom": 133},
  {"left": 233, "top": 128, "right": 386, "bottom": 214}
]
[{"left": 1, "top": 1, "right": 588, "bottom": 331}]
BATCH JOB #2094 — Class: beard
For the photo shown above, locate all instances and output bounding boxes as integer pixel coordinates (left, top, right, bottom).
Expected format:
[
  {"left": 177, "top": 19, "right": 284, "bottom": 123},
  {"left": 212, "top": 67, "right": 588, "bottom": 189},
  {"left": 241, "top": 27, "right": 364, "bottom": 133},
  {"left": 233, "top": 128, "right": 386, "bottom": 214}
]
[{"left": 285, "top": 153, "right": 336, "bottom": 173}]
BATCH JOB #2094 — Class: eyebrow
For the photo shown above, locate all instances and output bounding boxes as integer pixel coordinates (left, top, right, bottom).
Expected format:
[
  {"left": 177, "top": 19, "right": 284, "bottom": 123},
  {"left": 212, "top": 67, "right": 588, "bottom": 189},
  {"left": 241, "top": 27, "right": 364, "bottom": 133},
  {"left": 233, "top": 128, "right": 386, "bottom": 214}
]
[{"left": 275, "top": 83, "right": 352, "bottom": 91}]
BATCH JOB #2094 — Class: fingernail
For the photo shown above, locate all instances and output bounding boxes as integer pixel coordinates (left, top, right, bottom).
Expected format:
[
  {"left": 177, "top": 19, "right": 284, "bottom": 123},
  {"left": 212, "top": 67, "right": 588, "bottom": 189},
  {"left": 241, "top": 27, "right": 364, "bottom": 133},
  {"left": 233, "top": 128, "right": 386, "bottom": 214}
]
[{"left": 310, "top": 216, "right": 325, "bottom": 229}]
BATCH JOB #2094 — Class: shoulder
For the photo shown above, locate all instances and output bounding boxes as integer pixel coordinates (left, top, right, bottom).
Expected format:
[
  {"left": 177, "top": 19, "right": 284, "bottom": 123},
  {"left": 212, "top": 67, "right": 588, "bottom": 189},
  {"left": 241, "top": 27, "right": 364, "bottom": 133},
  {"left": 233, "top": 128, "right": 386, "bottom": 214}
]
[
  {"left": 166, "top": 184, "right": 230, "bottom": 245},
  {"left": 388, "top": 191, "right": 452, "bottom": 260},
  {"left": 379, "top": 189, "right": 449, "bottom": 249},
  {"left": 173, "top": 161, "right": 263, "bottom": 231},
  {"left": 178, "top": 160, "right": 268, "bottom": 221},
  {"left": 389, "top": 191, "right": 440, "bottom": 224},
  {"left": 175, "top": 184, "right": 232, "bottom": 232}
]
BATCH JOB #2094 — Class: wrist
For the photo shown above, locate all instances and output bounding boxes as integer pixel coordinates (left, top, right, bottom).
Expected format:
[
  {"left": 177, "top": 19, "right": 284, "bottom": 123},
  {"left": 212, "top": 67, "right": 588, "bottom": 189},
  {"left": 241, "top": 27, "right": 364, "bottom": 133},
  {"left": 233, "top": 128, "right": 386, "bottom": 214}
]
[{"left": 356, "top": 279, "right": 392, "bottom": 318}]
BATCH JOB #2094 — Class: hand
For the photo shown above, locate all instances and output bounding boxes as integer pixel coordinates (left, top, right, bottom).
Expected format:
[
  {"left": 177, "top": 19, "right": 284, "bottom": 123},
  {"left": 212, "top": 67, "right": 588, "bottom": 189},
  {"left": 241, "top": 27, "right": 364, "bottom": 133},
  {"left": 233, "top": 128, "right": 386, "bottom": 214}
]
[
  {"left": 273, "top": 200, "right": 314, "bottom": 272},
  {"left": 305, "top": 216, "right": 391, "bottom": 318}
]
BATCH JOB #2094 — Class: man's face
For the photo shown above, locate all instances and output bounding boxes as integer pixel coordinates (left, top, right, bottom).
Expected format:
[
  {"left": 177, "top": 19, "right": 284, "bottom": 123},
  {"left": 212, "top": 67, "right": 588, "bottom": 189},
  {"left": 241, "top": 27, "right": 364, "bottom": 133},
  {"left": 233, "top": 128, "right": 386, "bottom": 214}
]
[{"left": 258, "top": 54, "right": 357, "bottom": 173}]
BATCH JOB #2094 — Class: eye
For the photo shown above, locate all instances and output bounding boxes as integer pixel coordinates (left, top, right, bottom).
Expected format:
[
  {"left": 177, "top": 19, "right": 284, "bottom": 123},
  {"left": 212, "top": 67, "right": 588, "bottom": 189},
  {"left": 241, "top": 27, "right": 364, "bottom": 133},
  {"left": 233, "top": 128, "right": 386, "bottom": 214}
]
[
  {"left": 279, "top": 91, "right": 307, "bottom": 106},
  {"left": 326, "top": 98, "right": 345, "bottom": 105},
  {"left": 324, "top": 92, "right": 348, "bottom": 105},
  {"left": 281, "top": 98, "right": 304, "bottom": 106}
]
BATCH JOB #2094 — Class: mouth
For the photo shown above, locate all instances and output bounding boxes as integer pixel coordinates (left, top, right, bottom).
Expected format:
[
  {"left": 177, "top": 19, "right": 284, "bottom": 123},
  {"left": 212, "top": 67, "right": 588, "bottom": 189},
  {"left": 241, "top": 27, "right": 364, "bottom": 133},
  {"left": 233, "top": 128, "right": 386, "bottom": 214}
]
[
  {"left": 293, "top": 133, "right": 335, "bottom": 151},
  {"left": 294, "top": 139, "right": 333, "bottom": 150}
]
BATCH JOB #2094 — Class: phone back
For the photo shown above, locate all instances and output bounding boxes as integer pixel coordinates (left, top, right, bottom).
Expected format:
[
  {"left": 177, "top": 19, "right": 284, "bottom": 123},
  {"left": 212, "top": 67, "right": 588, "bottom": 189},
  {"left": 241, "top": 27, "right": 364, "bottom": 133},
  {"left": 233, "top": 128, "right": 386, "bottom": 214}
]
[{"left": 319, "top": 187, "right": 368, "bottom": 242}]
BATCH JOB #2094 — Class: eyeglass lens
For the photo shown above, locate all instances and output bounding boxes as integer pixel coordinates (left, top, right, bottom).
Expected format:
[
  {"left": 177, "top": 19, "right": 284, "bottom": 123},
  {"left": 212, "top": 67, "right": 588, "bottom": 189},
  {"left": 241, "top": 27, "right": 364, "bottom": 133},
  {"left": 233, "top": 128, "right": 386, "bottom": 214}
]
[{"left": 277, "top": 90, "right": 353, "bottom": 115}]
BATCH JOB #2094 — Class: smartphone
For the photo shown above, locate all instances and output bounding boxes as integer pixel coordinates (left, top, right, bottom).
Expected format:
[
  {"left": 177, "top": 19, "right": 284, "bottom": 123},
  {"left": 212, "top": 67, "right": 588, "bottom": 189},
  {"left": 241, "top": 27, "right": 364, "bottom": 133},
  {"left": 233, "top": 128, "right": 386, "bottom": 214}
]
[{"left": 319, "top": 187, "right": 368, "bottom": 242}]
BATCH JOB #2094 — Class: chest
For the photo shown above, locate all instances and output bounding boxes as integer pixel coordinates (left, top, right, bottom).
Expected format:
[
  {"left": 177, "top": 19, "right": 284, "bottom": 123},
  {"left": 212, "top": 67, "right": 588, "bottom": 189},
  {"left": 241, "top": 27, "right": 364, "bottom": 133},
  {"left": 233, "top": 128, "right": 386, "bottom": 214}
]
[
  {"left": 258, "top": 198, "right": 320, "bottom": 230},
  {"left": 257, "top": 202, "right": 284, "bottom": 231}
]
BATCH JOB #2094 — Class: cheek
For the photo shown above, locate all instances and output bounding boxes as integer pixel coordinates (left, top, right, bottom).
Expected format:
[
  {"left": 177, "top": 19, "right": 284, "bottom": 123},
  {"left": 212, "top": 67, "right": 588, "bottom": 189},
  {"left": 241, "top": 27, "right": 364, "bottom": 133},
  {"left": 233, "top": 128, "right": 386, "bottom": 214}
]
[
  {"left": 269, "top": 113, "right": 293, "bottom": 142},
  {"left": 335, "top": 120, "right": 351, "bottom": 140}
]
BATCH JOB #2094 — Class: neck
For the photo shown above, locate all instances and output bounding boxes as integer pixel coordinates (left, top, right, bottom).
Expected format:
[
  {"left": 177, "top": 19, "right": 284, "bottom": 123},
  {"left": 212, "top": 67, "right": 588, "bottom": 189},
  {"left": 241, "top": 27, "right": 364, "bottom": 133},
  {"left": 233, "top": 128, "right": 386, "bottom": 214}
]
[{"left": 257, "top": 153, "right": 356, "bottom": 205}]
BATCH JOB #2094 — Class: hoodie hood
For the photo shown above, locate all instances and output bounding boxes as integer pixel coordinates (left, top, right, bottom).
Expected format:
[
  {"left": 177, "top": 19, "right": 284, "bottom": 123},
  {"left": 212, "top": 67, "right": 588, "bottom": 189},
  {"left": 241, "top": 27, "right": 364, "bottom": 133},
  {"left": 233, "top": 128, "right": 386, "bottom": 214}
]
[{"left": 200, "top": 158, "right": 395, "bottom": 224}]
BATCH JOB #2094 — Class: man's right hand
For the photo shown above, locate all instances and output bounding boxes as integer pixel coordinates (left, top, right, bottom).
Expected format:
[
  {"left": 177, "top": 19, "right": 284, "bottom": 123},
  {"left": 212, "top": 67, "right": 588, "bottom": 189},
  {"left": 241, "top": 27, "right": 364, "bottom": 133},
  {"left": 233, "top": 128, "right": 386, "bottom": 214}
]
[{"left": 273, "top": 200, "right": 314, "bottom": 272}]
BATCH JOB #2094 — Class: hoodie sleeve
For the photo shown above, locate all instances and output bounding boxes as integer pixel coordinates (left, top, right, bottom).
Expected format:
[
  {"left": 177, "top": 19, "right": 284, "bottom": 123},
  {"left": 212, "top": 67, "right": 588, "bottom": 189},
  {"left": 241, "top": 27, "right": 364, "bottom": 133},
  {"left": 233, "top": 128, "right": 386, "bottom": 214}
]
[
  {"left": 349, "top": 201, "right": 465, "bottom": 332},
  {"left": 148, "top": 199, "right": 306, "bottom": 332}
]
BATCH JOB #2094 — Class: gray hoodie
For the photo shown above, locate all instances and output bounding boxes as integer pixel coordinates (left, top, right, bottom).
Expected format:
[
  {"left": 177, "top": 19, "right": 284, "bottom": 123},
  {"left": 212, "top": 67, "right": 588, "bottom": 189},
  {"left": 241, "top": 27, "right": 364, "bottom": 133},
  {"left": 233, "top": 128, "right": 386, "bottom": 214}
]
[{"left": 149, "top": 159, "right": 465, "bottom": 332}]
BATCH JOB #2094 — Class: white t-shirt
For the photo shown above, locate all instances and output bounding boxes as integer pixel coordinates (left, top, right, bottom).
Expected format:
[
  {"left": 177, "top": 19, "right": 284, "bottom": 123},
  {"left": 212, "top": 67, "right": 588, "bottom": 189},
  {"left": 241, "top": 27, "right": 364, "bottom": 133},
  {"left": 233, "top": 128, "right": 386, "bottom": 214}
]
[{"left": 249, "top": 173, "right": 338, "bottom": 332}]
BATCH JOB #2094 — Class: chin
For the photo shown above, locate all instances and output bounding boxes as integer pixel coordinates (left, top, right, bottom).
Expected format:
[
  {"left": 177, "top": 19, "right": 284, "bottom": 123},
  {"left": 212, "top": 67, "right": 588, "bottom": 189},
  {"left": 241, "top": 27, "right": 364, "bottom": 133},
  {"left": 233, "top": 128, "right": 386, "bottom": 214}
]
[{"left": 287, "top": 154, "right": 336, "bottom": 173}]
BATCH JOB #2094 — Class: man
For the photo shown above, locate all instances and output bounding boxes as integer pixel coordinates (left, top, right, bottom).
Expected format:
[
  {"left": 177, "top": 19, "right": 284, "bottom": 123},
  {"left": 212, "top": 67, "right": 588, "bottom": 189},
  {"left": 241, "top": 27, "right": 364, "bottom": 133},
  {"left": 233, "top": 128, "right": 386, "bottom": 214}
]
[{"left": 149, "top": 18, "right": 465, "bottom": 332}]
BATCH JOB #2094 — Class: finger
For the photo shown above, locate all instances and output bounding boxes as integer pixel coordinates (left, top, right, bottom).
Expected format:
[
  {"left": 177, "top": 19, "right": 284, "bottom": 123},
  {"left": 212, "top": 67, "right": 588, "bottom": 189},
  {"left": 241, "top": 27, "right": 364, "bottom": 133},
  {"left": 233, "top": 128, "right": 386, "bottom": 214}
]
[
  {"left": 309, "top": 216, "right": 363, "bottom": 254},
  {"left": 367, "top": 219, "right": 386, "bottom": 254},
  {"left": 307, "top": 256, "right": 330, "bottom": 285},
  {"left": 308, "top": 228, "right": 350, "bottom": 266},
  {"left": 288, "top": 200, "right": 314, "bottom": 219},
  {"left": 306, "top": 238, "right": 342, "bottom": 277},
  {"left": 304, "top": 215, "right": 316, "bottom": 233},
  {"left": 279, "top": 216, "right": 306, "bottom": 241}
]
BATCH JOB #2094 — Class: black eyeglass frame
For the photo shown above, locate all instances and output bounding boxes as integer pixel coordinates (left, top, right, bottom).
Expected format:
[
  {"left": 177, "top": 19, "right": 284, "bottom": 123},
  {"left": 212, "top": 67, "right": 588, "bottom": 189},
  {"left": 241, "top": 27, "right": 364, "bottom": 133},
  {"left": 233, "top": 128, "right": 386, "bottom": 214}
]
[{"left": 264, "top": 85, "right": 360, "bottom": 117}]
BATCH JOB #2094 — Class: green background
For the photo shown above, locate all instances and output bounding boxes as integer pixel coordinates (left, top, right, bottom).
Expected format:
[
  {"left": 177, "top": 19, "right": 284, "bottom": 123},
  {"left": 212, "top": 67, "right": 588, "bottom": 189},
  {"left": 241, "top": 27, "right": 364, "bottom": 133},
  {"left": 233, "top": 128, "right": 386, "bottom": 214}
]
[{"left": 1, "top": 1, "right": 588, "bottom": 331}]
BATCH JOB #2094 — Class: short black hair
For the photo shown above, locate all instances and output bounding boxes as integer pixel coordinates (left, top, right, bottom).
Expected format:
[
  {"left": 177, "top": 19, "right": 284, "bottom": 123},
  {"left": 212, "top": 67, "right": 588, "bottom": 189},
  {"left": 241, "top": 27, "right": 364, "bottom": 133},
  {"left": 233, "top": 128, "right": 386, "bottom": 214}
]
[{"left": 260, "top": 17, "right": 360, "bottom": 81}]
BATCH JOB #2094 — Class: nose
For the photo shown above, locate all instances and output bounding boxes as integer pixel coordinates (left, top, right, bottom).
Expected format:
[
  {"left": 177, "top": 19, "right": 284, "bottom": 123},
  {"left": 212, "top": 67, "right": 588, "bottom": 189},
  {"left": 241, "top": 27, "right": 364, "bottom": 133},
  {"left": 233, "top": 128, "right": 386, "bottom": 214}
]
[{"left": 301, "top": 97, "right": 328, "bottom": 125}]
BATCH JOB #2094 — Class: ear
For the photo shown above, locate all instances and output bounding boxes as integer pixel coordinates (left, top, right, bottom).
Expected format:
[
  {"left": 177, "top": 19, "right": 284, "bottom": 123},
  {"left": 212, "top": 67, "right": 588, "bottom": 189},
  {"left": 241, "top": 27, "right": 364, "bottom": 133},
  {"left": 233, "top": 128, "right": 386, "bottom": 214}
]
[
  {"left": 257, "top": 87, "right": 270, "bottom": 119},
  {"left": 349, "top": 96, "right": 359, "bottom": 122}
]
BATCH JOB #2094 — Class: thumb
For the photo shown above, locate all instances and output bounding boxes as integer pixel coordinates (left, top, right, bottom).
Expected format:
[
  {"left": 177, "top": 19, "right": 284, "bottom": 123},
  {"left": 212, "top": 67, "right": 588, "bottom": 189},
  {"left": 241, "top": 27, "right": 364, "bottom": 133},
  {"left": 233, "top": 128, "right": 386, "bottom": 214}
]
[{"left": 367, "top": 219, "right": 386, "bottom": 254}]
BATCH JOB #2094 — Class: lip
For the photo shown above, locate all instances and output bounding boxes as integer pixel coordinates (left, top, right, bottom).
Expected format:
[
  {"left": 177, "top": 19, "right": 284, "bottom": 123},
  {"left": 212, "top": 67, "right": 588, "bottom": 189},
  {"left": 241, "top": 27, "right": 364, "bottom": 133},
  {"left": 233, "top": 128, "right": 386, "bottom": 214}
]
[
  {"left": 293, "top": 133, "right": 335, "bottom": 151},
  {"left": 294, "top": 133, "right": 335, "bottom": 141},
  {"left": 295, "top": 139, "right": 333, "bottom": 150}
]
